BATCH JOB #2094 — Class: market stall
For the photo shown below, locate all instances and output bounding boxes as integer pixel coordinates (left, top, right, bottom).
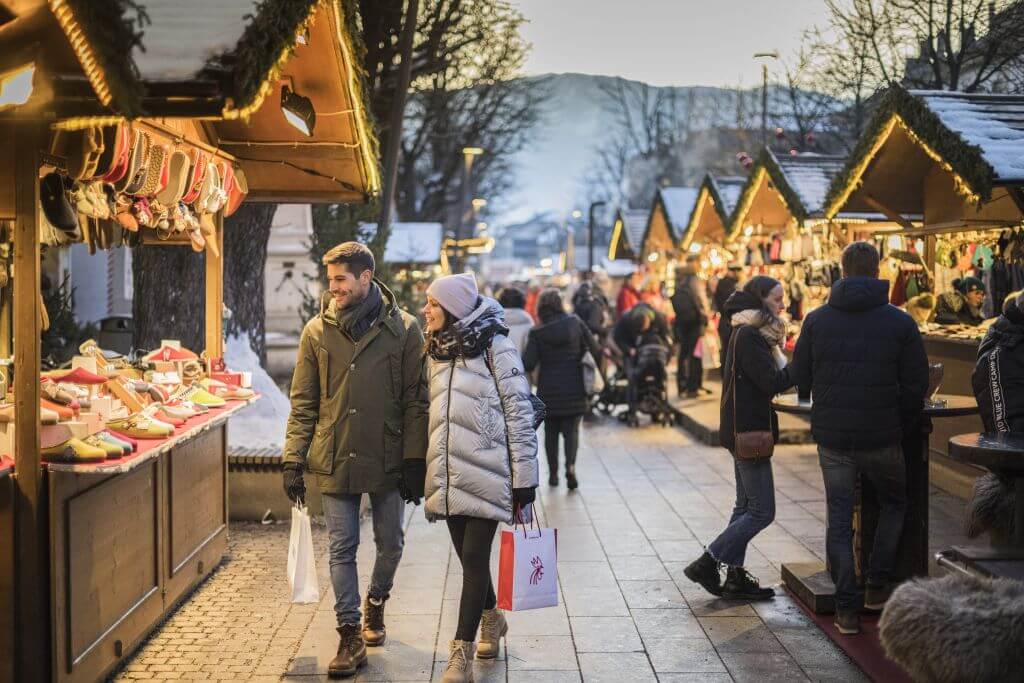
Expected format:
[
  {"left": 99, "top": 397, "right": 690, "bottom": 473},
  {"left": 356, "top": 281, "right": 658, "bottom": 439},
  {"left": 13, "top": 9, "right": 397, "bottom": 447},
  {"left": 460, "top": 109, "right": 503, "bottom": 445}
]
[
  {"left": 639, "top": 186, "right": 699, "bottom": 288},
  {"left": 822, "top": 85, "right": 1024, "bottom": 491},
  {"left": 607, "top": 207, "right": 650, "bottom": 263},
  {"left": 0, "top": 1, "right": 378, "bottom": 681}
]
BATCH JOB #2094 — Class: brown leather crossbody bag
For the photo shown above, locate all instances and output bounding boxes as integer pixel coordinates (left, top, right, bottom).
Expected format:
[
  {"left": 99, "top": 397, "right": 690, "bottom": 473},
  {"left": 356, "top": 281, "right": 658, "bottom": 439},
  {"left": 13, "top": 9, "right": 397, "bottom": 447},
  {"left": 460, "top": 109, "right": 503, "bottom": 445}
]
[{"left": 729, "top": 326, "right": 775, "bottom": 460}]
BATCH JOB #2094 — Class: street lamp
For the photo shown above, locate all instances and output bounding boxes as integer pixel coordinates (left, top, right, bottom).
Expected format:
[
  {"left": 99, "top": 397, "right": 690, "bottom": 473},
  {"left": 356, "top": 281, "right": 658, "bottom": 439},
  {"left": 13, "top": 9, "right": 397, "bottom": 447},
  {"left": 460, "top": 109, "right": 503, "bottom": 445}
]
[
  {"left": 571, "top": 209, "right": 582, "bottom": 220},
  {"left": 753, "top": 51, "right": 779, "bottom": 147},
  {"left": 587, "top": 200, "right": 607, "bottom": 275}
]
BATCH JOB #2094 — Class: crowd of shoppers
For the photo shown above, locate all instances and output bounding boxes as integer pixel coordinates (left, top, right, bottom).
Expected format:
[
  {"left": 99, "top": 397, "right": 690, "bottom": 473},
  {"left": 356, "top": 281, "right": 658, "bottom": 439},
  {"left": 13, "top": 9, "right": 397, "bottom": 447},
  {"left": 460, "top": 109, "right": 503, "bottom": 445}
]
[{"left": 281, "top": 238, "right": 976, "bottom": 681}]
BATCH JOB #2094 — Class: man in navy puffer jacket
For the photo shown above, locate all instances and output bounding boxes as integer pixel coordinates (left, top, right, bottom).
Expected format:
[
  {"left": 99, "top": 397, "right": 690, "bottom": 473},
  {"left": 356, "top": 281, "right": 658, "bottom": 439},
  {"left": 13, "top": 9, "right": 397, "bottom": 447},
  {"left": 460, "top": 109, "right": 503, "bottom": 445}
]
[{"left": 790, "top": 241, "right": 928, "bottom": 635}]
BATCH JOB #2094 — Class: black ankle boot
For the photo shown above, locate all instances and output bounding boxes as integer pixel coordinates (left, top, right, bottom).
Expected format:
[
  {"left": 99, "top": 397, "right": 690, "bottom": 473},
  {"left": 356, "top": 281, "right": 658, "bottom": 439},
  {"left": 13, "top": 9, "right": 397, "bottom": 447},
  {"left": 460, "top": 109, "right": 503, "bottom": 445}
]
[
  {"left": 683, "top": 552, "right": 722, "bottom": 596},
  {"left": 722, "top": 567, "right": 775, "bottom": 601},
  {"left": 566, "top": 466, "right": 578, "bottom": 490}
]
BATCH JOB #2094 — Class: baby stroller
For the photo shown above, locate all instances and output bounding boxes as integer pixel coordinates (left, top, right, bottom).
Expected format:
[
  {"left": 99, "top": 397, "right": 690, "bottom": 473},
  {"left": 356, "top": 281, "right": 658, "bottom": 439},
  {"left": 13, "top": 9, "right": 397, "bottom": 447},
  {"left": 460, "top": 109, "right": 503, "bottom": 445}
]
[{"left": 594, "top": 340, "right": 676, "bottom": 428}]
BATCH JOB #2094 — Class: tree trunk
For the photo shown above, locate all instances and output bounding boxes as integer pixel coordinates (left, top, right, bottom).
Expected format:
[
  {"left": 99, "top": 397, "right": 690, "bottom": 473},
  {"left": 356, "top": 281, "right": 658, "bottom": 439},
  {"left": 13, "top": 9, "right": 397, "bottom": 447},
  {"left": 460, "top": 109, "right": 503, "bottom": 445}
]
[
  {"left": 224, "top": 203, "right": 277, "bottom": 368},
  {"left": 131, "top": 245, "right": 205, "bottom": 353}
]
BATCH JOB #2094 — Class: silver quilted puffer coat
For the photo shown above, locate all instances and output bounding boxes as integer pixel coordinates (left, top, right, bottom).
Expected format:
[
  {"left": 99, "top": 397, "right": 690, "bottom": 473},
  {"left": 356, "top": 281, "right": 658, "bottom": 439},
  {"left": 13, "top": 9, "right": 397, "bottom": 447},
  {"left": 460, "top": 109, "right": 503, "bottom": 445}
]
[{"left": 424, "top": 299, "right": 539, "bottom": 523}]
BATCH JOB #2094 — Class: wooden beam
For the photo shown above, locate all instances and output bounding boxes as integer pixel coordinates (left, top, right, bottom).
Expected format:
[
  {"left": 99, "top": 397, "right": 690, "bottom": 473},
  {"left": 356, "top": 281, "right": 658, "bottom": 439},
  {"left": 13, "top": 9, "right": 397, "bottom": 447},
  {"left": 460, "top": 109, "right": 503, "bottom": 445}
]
[
  {"left": 862, "top": 193, "right": 915, "bottom": 231},
  {"left": 204, "top": 213, "right": 224, "bottom": 360},
  {"left": 11, "top": 120, "right": 48, "bottom": 682}
]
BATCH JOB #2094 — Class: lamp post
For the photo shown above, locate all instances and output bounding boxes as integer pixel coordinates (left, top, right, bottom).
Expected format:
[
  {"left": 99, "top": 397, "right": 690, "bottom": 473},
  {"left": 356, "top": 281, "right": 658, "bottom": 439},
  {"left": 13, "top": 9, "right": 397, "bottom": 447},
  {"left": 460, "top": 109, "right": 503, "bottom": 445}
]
[
  {"left": 453, "top": 147, "right": 483, "bottom": 272},
  {"left": 587, "top": 200, "right": 607, "bottom": 276},
  {"left": 753, "top": 51, "right": 779, "bottom": 148}
]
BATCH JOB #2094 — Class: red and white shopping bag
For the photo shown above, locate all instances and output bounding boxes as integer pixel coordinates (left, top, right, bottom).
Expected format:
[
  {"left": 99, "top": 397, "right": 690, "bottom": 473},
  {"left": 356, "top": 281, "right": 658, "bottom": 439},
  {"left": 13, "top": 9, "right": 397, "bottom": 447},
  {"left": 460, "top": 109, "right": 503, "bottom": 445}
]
[{"left": 497, "top": 514, "right": 558, "bottom": 611}]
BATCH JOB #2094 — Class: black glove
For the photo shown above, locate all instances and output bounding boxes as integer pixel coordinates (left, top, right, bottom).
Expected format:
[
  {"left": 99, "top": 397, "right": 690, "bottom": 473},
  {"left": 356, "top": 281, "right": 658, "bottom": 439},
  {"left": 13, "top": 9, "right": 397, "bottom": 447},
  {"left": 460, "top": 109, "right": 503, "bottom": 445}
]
[
  {"left": 512, "top": 487, "right": 536, "bottom": 507},
  {"left": 398, "top": 458, "right": 426, "bottom": 505},
  {"left": 283, "top": 462, "right": 306, "bottom": 505}
]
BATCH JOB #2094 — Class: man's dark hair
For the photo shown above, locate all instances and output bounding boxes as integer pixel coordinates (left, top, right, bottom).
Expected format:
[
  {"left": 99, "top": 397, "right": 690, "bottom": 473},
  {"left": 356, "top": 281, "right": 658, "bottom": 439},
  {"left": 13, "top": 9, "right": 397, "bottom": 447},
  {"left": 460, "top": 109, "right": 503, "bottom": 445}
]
[
  {"left": 322, "top": 241, "right": 375, "bottom": 275},
  {"left": 497, "top": 286, "right": 526, "bottom": 310},
  {"left": 841, "top": 241, "right": 880, "bottom": 278}
]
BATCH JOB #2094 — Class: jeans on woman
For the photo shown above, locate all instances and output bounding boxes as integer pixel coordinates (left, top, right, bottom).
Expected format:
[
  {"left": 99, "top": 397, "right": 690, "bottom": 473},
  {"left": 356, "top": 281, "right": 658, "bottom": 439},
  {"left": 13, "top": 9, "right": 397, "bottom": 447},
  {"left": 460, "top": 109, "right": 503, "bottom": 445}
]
[
  {"left": 447, "top": 515, "right": 499, "bottom": 641},
  {"left": 544, "top": 415, "right": 581, "bottom": 474},
  {"left": 707, "top": 458, "right": 775, "bottom": 567}
]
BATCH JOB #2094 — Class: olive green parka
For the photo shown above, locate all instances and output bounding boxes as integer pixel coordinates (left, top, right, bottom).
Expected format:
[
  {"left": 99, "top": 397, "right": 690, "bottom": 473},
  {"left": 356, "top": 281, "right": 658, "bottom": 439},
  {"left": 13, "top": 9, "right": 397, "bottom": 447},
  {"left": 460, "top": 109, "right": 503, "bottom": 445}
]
[{"left": 282, "top": 281, "right": 428, "bottom": 495}]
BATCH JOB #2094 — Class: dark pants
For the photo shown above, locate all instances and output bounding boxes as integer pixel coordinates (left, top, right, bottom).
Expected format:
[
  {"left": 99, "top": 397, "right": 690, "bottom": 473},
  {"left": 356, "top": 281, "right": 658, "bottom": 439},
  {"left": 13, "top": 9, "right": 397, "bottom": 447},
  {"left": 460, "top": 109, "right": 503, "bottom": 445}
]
[
  {"left": 707, "top": 458, "right": 776, "bottom": 566},
  {"left": 818, "top": 444, "right": 907, "bottom": 612},
  {"left": 447, "top": 516, "right": 499, "bottom": 641},
  {"left": 676, "top": 328, "right": 702, "bottom": 393},
  {"left": 718, "top": 320, "right": 732, "bottom": 366},
  {"left": 544, "top": 415, "right": 581, "bottom": 475}
]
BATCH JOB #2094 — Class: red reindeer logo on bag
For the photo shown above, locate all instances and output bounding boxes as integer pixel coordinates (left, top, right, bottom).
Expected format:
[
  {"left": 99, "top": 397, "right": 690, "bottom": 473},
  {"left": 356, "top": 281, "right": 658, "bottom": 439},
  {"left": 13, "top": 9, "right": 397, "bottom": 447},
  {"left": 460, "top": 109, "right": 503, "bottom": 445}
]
[{"left": 529, "top": 556, "right": 544, "bottom": 585}]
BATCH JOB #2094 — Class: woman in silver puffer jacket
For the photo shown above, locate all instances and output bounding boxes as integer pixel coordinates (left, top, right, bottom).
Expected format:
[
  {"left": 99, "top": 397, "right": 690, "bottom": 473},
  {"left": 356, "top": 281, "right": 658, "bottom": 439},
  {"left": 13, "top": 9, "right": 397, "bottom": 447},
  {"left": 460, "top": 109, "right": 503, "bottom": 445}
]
[{"left": 421, "top": 273, "right": 539, "bottom": 683}]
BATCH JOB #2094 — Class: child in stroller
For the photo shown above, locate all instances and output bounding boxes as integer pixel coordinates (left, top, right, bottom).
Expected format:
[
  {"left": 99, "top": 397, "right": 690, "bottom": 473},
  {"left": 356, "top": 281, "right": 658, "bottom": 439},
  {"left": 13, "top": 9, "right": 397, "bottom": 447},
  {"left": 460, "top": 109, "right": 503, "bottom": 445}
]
[{"left": 596, "top": 303, "right": 677, "bottom": 427}]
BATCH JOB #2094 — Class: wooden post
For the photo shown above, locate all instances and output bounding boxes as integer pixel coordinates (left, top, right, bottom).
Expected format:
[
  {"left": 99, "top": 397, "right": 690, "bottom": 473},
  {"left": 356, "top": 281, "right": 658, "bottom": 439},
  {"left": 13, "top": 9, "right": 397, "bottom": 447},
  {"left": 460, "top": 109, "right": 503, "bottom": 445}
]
[
  {"left": 12, "top": 121, "right": 47, "bottom": 682},
  {"left": 204, "top": 213, "right": 224, "bottom": 359}
]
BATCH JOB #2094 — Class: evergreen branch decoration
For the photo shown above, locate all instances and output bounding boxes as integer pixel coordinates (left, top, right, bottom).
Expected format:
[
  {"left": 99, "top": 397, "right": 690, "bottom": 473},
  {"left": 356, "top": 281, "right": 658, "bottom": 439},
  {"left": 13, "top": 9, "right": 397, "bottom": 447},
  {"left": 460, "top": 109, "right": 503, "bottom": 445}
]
[
  {"left": 55, "top": 0, "right": 149, "bottom": 116},
  {"left": 824, "top": 85, "right": 996, "bottom": 217}
]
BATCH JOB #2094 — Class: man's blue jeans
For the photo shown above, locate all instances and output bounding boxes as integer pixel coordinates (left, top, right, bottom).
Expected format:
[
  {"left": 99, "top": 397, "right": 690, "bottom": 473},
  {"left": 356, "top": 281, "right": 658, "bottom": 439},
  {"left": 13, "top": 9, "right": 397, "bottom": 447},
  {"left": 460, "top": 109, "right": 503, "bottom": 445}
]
[
  {"left": 708, "top": 458, "right": 776, "bottom": 567},
  {"left": 321, "top": 489, "right": 405, "bottom": 626},
  {"left": 818, "top": 444, "right": 907, "bottom": 612}
]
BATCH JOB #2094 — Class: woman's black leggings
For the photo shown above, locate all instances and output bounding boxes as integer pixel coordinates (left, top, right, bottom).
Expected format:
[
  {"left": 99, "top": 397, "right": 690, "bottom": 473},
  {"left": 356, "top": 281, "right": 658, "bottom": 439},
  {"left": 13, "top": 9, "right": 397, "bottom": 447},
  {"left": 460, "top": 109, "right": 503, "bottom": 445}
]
[
  {"left": 544, "top": 415, "right": 581, "bottom": 474},
  {"left": 446, "top": 515, "right": 499, "bottom": 641}
]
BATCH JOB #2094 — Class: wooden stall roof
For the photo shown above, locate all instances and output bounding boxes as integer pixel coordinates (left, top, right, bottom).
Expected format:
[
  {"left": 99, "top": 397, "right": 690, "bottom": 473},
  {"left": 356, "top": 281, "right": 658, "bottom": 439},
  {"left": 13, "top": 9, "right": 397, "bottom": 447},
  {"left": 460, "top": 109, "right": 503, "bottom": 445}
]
[
  {"left": 0, "top": 0, "right": 379, "bottom": 203},
  {"left": 824, "top": 85, "right": 1024, "bottom": 224},
  {"left": 641, "top": 186, "right": 698, "bottom": 258},
  {"left": 681, "top": 172, "right": 745, "bottom": 250},
  {"left": 608, "top": 208, "right": 649, "bottom": 262}
]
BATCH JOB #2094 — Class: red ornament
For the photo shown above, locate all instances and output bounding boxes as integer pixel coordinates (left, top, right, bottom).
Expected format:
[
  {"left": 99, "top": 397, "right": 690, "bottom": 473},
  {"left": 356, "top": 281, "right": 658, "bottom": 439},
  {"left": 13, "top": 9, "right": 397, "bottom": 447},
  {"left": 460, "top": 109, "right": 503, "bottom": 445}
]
[{"left": 789, "top": 148, "right": 798, "bottom": 156}]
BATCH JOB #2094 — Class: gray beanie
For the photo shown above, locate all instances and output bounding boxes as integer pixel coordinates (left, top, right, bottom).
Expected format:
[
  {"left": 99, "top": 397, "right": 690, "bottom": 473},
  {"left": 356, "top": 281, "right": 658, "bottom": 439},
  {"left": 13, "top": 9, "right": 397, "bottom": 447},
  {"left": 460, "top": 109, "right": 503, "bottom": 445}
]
[{"left": 427, "top": 273, "right": 479, "bottom": 319}]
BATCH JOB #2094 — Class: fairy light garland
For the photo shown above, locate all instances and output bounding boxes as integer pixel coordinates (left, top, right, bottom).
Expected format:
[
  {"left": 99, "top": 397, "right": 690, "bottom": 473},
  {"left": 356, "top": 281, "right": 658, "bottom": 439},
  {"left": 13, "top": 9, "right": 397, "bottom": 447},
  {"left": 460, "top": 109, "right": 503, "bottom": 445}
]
[
  {"left": 49, "top": 0, "right": 113, "bottom": 107},
  {"left": 681, "top": 186, "right": 710, "bottom": 251}
]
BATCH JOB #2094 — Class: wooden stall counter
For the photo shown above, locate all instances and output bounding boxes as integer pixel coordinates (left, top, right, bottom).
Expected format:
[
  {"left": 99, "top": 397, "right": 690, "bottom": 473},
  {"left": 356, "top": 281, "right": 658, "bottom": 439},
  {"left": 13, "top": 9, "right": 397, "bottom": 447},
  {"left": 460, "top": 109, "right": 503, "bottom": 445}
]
[{"left": 46, "top": 397, "right": 257, "bottom": 683}]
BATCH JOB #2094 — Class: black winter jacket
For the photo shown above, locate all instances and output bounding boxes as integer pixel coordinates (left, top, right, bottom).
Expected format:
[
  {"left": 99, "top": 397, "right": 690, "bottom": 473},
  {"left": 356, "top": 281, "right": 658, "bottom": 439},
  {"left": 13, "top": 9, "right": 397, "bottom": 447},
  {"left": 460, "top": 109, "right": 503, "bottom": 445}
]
[
  {"left": 719, "top": 293, "right": 793, "bottom": 453},
  {"left": 790, "top": 277, "right": 929, "bottom": 450},
  {"left": 524, "top": 313, "right": 601, "bottom": 417},
  {"left": 972, "top": 309, "right": 1024, "bottom": 433},
  {"left": 671, "top": 276, "right": 706, "bottom": 337}
]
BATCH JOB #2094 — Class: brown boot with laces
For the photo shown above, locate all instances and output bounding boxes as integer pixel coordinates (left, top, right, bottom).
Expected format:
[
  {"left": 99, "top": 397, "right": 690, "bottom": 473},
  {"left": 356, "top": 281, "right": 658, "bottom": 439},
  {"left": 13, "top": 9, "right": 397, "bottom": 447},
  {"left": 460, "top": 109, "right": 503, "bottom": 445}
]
[
  {"left": 441, "top": 640, "right": 475, "bottom": 683},
  {"left": 476, "top": 607, "right": 507, "bottom": 659},
  {"left": 362, "top": 596, "right": 387, "bottom": 646},
  {"left": 328, "top": 623, "right": 367, "bottom": 678}
]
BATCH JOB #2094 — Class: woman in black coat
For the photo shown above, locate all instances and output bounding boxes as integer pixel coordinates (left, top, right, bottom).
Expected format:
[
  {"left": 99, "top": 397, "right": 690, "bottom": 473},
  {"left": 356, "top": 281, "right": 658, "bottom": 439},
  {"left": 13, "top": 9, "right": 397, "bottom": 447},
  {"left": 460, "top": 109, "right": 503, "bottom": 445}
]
[
  {"left": 684, "top": 276, "right": 793, "bottom": 601},
  {"left": 524, "top": 289, "right": 601, "bottom": 489}
]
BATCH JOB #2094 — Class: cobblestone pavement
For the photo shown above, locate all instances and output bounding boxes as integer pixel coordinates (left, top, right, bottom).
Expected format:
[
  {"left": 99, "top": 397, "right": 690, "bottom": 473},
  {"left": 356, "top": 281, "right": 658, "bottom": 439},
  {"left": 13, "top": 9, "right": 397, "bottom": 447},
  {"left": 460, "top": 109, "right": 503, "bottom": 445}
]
[{"left": 114, "top": 417, "right": 967, "bottom": 682}]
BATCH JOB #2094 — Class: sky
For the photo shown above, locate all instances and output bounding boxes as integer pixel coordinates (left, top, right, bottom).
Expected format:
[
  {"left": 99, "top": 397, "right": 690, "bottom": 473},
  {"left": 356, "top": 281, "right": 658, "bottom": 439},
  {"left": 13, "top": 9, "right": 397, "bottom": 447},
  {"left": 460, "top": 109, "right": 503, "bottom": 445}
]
[{"left": 514, "top": 0, "right": 834, "bottom": 88}]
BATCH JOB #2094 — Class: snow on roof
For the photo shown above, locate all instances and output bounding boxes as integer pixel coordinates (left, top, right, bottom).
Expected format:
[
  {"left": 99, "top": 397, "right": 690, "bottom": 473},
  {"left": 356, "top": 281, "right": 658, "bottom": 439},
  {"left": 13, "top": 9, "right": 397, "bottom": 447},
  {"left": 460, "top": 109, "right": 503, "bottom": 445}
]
[
  {"left": 133, "top": 0, "right": 261, "bottom": 81},
  {"left": 362, "top": 222, "right": 444, "bottom": 264},
  {"left": 619, "top": 209, "right": 650, "bottom": 250},
  {"left": 911, "top": 90, "right": 1024, "bottom": 182},
  {"left": 711, "top": 176, "right": 746, "bottom": 215},
  {"left": 773, "top": 153, "right": 847, "bottom": 215},
  {"left": 657, "top": 187, "right": 700, "bottom": 239}
]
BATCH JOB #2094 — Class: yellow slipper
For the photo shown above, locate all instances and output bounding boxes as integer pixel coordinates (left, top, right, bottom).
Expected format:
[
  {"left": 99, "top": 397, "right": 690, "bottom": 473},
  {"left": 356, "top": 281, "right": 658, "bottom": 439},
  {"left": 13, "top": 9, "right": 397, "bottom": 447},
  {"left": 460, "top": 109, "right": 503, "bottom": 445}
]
[
  {"left": 42, "top": 437, "right": 107, "bottom": 463},
  {"left": 184, "top": 385, "right": 226, "bottom": 408},
  {"left": 107, "top": 414, "right": 174, "bottom": 439},
  {"left": 83, "top": 434, "right": 126, "bottom": 459}
]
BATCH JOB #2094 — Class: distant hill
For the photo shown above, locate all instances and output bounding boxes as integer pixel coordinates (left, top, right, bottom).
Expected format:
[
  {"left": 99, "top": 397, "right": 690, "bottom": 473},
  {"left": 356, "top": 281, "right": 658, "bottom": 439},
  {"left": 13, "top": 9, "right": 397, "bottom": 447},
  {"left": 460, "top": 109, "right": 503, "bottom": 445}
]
[{"left": 496, "top": 72, "right": 834, "bottom": 227}]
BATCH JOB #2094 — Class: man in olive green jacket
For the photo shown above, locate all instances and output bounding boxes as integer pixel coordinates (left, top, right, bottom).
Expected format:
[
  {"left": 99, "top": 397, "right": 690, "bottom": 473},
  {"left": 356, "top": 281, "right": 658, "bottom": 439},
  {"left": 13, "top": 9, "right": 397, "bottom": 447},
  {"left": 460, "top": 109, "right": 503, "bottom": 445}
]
[{"left": 282, "top": 242, "right": 427, "bottom": 678}]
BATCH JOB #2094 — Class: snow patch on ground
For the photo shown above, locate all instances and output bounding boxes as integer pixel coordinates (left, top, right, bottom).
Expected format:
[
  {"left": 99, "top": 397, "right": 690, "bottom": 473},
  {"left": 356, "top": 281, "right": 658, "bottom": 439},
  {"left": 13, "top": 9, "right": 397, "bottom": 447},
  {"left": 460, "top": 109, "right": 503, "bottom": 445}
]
[{"left": 224, "top": 335, "right": 290, "bottom": 453}]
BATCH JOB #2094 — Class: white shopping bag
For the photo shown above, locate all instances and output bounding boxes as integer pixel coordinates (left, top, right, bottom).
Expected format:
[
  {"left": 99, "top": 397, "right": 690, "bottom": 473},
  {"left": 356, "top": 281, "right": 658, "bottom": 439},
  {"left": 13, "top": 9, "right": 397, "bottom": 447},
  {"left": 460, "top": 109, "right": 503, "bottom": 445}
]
[
  {"left": 496, "top": 520, "right": 558, "bottom": 611},
  {"left": 287, "top": 504, "right": 320, "bottom": 603}
]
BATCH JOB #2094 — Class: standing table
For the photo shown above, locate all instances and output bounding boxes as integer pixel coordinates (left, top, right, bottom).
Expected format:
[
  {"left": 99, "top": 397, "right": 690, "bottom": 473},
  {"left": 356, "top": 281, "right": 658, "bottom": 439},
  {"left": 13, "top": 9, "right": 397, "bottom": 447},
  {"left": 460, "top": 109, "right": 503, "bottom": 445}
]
[{"left": 773, "top": 394, "right": 978, "bottom": 613}]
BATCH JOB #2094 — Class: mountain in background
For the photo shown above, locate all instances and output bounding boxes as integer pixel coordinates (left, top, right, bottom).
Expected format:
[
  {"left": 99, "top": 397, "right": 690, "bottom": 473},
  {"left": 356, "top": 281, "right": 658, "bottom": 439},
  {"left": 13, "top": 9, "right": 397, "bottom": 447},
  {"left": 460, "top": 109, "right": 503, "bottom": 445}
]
[{"left": 495, "top": 72, "right": 832, "bottom": 228}]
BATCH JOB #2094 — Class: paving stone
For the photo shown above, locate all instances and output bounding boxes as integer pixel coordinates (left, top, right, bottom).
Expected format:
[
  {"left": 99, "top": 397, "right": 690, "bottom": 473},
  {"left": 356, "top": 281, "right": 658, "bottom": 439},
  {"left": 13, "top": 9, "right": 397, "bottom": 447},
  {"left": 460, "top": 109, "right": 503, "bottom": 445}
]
[
  {"left": 577, "top": 652, "right": 656, "bottom": 681},
  {"left": 608, "top": 555, "right": 670, "bottom": 581},
  {"left": 630, "top": 608, "right": 707, "bottom": 639},
  {"left": 720, "top": 651, "right": 811, "bottom": 682},
  {"left": 641, "top": 635, "right": 727, "bottom": 673},
  {"left": 619, "top": 580, "right": 687, "bottom": 609},
  {"left": 569, "top": 616, "right": 643, "bottom": 652},
  {"left": 698, "top": 616, "right": 787, "bottom": 653},
  {"left": 506, "top": 635, "right": 578, "bottom": 671}
]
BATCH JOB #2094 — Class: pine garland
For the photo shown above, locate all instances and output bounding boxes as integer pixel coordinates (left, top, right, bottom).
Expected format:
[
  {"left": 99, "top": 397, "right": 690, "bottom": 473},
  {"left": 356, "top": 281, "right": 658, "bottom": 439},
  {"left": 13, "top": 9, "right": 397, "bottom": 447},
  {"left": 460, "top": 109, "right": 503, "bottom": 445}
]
[{"left": 824, "top": 85, "right": 995, "bottom": 216}]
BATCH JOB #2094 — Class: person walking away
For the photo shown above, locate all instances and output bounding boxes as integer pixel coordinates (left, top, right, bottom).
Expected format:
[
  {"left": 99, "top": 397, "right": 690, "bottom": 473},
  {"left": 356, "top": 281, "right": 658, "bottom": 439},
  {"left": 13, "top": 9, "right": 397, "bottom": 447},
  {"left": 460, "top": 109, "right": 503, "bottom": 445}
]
[
  {"left": 616, "top": 270, "right": 643, "bottom": 320},
  {"left": 789, "top": 241, "right": 929, "bottom": 635},
  {"left": 672, "top": 258, "right": 709, "bottom": 398},
  {"left": 524, "top": 289, "right": 601, "bottom": 489},
  {"left": 573, "top": 280, "right": 611, "bottom": 344},
  {"left": 684, "top": 276, "right": 792, "bottom": 601},
  {"left": 498, "top": 286, "right": 533, "bottom": 356},
  {"left": 973, "top": 291, "right": 1024, "bottom": 433},
  {"left": 713, "top": 264, "right": 742, "bottom": 365},
  {"left": 422, "top": 273, "right": 539, "bottom": 682},
  {"left": 282, "top": 242, "right": 428, "bottom": 678}
]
